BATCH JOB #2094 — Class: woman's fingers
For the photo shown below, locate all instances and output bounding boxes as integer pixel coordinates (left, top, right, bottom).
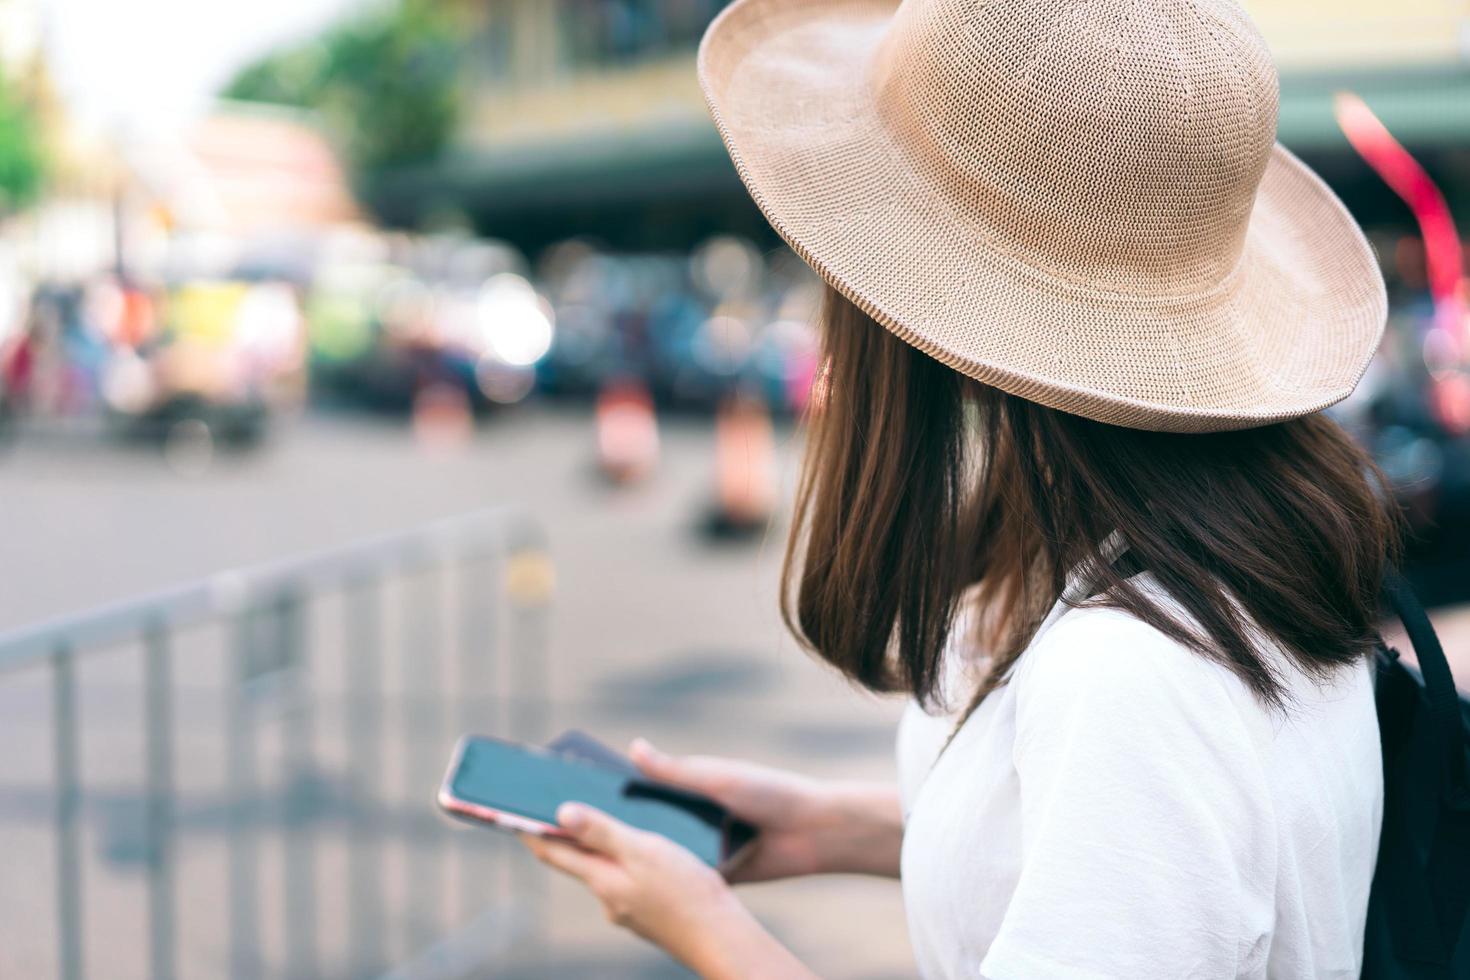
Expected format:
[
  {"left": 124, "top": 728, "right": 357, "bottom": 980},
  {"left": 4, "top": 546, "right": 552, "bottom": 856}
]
[
  {"left": 520, "top": 832, "right": 604, "bottom": 882},
  {"left": 629, "top": 737, "right": 678, "bottom": 777},
  {"left": 558, "top": 803, "right": 643, "bottom": 860}
]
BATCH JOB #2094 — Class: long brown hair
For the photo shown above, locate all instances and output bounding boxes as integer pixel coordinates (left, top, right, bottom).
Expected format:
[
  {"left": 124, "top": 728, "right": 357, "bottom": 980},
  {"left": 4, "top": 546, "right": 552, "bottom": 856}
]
[{"left": 782, "top": 285, "right": 1400, "bottom": 714}]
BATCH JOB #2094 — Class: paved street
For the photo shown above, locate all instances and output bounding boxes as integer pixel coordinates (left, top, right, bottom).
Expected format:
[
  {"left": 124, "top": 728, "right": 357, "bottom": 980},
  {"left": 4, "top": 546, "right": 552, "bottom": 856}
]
[
  {"left": 1, "top": 407, "right": 1466, "bottom": 979},
  {"left": 0, "top": 408, "right": 912, "bottom": 979}
]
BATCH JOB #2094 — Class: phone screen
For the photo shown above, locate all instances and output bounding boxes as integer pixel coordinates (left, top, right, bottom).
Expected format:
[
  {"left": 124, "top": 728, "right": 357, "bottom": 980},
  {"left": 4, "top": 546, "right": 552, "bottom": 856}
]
[{"left": 447, "top": 736, "right": 726, "bottom": 866}]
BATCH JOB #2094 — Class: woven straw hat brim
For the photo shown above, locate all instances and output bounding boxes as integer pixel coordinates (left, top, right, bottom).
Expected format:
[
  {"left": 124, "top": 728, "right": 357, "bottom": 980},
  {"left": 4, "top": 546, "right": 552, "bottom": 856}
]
[{"left": 699, "top": 0, "right": 1387, "bottom": 433}]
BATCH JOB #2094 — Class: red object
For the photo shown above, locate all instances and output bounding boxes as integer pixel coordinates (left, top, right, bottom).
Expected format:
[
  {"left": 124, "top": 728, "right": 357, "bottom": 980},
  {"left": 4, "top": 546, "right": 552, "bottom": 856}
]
[
  {"left": 2, "top": 334, "right": 35, "bottom": 396},
  {"left": 1337, "top": 92, "right": 1470, "bottom": 434},
  {"left": 1334, "top": 93, "right": 1468, "bottom": 340},
  {"left": 116, "top": 289, "right": 157, "bottom": 348}
]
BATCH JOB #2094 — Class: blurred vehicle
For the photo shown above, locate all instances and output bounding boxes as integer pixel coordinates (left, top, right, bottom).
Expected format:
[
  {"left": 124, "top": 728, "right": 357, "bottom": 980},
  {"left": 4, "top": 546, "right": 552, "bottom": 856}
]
[
  {"left": 1325, "top": 96, "right": 1470, "bottom": 606},
  {"left": 100, "top": 278, "right": 306, "bottom": 451},
  {"left": 1339, "top": 294, "right": 1470, "bottom": 607},
  {"left": 535, "top": 237, "right": 820, "bottom": 416},
  {"left": 307, "top": 234, "right": 550, "bottom": 417},
  {"left": 1, "top": 280, "right": 114, "bottom": 433}
]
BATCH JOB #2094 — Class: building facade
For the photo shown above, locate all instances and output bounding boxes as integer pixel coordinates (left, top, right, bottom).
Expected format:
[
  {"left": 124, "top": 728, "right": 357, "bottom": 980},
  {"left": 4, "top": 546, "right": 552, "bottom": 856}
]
[{"left": 372, "top": 0, "right": 1470, "bottom": 254}]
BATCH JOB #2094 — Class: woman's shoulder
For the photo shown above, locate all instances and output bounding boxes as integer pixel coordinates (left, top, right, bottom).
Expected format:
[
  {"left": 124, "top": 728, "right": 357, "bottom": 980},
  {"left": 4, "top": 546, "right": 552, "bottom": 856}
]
[
  {"left": 1011, "top": 573, "right": 1372, "bottom": 736},
  {"left": 1011, "top": 576, "right": 1292, "bottom": 734},
  {"left": 1017, "top": 582, "right": 1235, "bottom": 693}
]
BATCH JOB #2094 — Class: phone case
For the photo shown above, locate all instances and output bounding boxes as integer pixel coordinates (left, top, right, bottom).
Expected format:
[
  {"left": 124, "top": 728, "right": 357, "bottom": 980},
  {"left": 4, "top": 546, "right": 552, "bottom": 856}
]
[
  {"left": 437, "top": 734, "right": 759, "bottom": 873},
  {"left": 435, "top": 737, "right": 569, "bottom": 838}
]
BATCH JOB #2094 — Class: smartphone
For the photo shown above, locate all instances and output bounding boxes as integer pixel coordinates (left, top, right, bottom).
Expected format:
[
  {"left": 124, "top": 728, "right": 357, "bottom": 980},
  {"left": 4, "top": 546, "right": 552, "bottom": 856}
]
[{"left": 437, "top": 734, "right": 757, "bottom": 871}]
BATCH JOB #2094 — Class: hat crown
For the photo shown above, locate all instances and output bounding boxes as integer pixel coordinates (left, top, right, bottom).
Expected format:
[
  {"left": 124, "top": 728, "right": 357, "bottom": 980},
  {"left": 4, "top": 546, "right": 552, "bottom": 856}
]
[{"left": 873, "top": 0, "right": 1280, "bottom": 296}]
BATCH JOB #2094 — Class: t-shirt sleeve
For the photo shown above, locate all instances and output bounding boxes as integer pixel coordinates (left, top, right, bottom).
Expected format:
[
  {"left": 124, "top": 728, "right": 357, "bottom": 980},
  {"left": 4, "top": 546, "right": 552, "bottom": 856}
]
[{"left": 981, "top": 609, "right": 1274, "bottom": 980}]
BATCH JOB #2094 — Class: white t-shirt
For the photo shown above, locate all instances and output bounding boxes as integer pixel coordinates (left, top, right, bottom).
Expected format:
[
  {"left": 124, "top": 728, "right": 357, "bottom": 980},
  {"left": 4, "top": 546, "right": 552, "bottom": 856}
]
[{"left": 896, "top": 575, "right": 1383, "bottom": 979}]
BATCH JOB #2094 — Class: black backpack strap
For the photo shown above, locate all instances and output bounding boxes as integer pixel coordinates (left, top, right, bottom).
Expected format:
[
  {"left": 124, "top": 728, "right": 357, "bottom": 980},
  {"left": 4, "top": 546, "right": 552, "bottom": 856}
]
[{"left": 1382, "top": 564, "right": 1470, "bottom": 809}]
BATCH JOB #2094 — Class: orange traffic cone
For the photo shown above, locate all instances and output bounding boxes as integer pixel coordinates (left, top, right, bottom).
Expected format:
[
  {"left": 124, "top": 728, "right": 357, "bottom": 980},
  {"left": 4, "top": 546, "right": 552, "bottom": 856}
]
[
  {"left": 412, "top": 381, "right": 474, "bottom": 452},
  {"left": 595, "top": 379, "right": 660, "bottom": 485},
  {"left": 703, "top": 392, "right": 777, "bottom": 540}
]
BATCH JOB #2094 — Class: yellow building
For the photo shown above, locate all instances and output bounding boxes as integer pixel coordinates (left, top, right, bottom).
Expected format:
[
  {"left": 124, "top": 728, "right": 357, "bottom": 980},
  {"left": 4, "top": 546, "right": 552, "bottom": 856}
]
[
  {"left": 1251, "top": 0, "right": 1466, "bottom": 69},
  {"left": 374, "top": 0, "right": 1470, "bottom": 251}
]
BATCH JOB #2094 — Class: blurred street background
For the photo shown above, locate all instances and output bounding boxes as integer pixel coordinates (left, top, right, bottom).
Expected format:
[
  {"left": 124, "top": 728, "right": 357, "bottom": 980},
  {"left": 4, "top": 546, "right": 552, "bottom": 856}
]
[{"left": 0, "top": 0, "right": 1468, "bottom": 977}]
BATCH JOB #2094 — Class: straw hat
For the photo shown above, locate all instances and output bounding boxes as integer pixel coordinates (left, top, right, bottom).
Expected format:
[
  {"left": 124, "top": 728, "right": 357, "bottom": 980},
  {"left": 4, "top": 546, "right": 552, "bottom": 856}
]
[{"left": 698, "top": 0, "right": 1386, "bottom": 432}]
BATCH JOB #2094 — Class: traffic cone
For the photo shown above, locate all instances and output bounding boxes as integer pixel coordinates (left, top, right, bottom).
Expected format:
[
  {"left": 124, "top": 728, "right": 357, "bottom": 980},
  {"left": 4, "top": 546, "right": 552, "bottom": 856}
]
[
  {"left": 595, "top": 379, "right": 659, "bottom": 485},
  {"left": 412, "top": 381, "right": 473, "bottom": 452},
  {"left": 702, "top": 392, "right": 777, "bottom": 540}
]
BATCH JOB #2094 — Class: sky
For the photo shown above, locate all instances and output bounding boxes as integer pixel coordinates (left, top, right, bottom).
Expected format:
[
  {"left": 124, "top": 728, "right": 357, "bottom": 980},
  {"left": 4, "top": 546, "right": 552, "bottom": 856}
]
[{"left": 38, "top": 0, "right": 366, "bottom": 133}]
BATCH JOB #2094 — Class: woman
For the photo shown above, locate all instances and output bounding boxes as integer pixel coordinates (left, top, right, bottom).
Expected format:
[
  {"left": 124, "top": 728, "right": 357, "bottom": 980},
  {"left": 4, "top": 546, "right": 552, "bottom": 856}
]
[{"left": 524, "top": 0, "right": 1396, "bottom": 976}]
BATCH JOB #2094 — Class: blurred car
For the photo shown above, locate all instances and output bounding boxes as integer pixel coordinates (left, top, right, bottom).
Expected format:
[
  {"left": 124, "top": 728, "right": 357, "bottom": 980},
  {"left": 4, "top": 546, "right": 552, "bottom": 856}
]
[
  {"left": 306, "top": 238, "right": 549, "bottom": 416},
  {"left": 101, "top": 279, "right": 306, "bottom": 450},
  {"left": 534, "top": 238, "right": 820, "bottom": 416}
]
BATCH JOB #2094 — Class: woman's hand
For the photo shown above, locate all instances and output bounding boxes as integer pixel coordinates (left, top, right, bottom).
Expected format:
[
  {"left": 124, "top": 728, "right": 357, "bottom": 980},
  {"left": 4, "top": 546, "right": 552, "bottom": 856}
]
[
  {"left": 522, "top": 803, "right": 817, "bottom": 979},
  {"left": 629, "top": 739, "right": 904, "bottom": 882}
]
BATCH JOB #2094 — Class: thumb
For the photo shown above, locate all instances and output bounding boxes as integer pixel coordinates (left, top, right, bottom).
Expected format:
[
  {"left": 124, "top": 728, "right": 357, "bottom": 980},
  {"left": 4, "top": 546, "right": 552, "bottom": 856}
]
[{"left": 557, "top": 803, "right": 639, "bottom": 858}]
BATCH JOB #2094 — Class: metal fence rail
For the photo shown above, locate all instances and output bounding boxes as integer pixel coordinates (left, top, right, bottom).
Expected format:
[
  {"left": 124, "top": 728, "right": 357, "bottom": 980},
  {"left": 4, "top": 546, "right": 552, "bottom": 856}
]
[{"left": 0, "top": 508, "right": 553, "bottom": 980}]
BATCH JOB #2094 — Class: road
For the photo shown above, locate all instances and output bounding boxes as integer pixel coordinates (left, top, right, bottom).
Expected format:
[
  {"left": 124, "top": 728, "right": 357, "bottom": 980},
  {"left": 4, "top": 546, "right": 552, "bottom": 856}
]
[
  {"left": 1, "top": 406, "right": 1465, "bottom": 979},
  {"left": 0, "top": 407, "right": 913, "bottom": 979}
]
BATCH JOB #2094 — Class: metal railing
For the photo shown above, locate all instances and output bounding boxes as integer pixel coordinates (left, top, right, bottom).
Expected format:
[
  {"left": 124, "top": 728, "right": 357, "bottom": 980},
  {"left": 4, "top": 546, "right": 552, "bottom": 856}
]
[{"left": 0, "top": 508, "right": 553, "bottom": 980}]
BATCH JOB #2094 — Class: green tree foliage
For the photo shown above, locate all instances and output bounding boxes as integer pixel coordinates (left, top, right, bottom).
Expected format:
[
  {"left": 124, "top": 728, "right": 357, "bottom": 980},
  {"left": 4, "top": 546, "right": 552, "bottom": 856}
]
[
  {"left": 0, "top": 73, "right": 44, "bottom": 212},
  {"left": 225, "top": 0, "right": 464, "bottom": 172}
]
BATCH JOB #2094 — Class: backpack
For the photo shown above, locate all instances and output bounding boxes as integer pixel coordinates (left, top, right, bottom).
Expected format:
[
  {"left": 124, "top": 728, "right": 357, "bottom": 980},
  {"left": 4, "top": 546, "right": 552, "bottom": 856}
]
[{"left": 1363, "top": 566, "right": 1470, "bottom": 978}]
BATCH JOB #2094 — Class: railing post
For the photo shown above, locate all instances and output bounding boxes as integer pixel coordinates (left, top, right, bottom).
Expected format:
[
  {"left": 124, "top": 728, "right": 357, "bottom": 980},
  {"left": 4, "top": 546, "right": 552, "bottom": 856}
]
[
  {"left": 346, "top": 574, "right": 385, "bottom": 976},
  {"left": 0, "top": 508, "right": 551, "bottom": 979},
  {"left": 52, "top": 643, "right": 83, "bottom": 980},
  {"left": 277, "top": 591, "right": 318, "bottom": 980},
  {"left": 143, "top": 619, "right": 177, "bottom": 980},
  {"left": 505, "top": 537, "right": 554, "bottom": 743},
  {"left": 227, "top": 609, "right": 262, "bottom": 980},
  {"left": 456, "top": 549, "right": 499, "bottom": 926},
  {"left": 401, "top": 564, "right": 446, "bottom": 958},
  {"left": 505, "top": 532, "right": 555, "bottom": 949}
]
